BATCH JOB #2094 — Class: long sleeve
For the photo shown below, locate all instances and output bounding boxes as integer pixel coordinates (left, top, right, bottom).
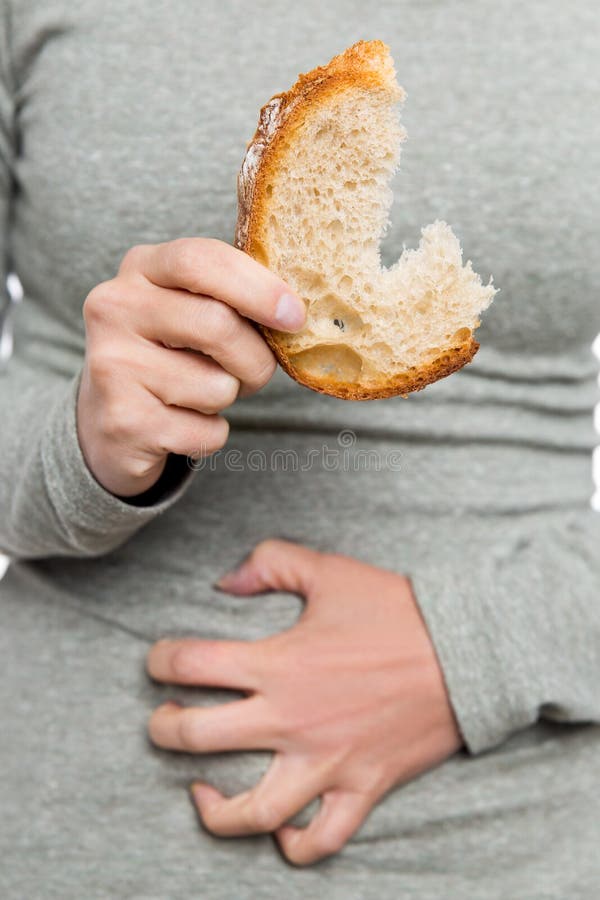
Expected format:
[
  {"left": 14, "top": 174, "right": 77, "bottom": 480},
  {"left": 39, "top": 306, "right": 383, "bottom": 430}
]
[
  {"left": 409, "top": 506, "right": 600, "bottom": 754},
  {"left": 0, "top": 6, "right": 194, "bottom": 560}
]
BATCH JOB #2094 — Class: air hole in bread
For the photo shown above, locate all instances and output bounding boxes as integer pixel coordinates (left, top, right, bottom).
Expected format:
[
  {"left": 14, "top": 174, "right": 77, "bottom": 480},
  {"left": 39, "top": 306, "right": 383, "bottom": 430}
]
[
  {"left": 287, "top": 266, "right": 327, "bottom": 293},
  {"left": 338, "top": 275, "right": 353, "bottom": 291},
  {"left": 415, "top": 295, "right": 434, "bottom": 315},
  {"left": 315, "top": 126, "right": 330, "bottom": 141},
  {"left": 309, "top": 295, "right": 364, "bottom": 335},
  {"left": 328, "top": 219, "right": 343, "bottom": 237},
  {"left": 451, "top": 327, "right": 472, "bottom": 343},
  {"left": 265, "top": 184, "right": 273, "bottom": 197},
  {"left": 290, "top": 343, "right": 363, "bottom": 383}
]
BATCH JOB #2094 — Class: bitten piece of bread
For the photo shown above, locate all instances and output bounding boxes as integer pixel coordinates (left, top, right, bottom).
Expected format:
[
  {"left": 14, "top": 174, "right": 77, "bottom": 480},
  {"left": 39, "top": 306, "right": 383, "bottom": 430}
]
[{"left": 235, "top": 39, "right": 496, "bottom": 400}]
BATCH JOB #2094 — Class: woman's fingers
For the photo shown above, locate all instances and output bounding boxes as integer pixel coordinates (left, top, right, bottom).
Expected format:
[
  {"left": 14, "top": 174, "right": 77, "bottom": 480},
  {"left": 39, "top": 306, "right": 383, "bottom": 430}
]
[
  {"left": 147, "top": 638, "right": 260, "bottom": 691},
  {"left": 216, "top": 538, "right": 323, "bottom": 597},
  {"left": 148, "top": 697, "right": 276, "bottom": 753},
  {"left": 139, "top": 344, "right": 241, "bottom": 414},
  {"left": 191, "top": 756, "right": 329, "bottom": 837},
  {"left": 136, "top": 285, "right": 277, "bottom": 393},
  {"left": 147, "top": 406, "right": 230, "bottom": 458},
  {"left": 275, "top": 789, "right": 374, "bottom": 866},
  {"left": 121, "top": 237, "right": 306, "bottom": 332}
]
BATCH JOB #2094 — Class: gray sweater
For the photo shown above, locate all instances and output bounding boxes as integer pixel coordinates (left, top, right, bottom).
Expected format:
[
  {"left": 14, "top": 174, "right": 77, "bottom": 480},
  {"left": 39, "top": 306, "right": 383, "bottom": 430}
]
[{"left": 1, "top": 2, "right": 599, "bottom": 898}]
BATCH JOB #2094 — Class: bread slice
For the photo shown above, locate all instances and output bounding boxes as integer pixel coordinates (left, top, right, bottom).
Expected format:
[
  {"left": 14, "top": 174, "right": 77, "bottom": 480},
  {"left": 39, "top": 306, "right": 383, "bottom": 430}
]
[{"left": 234, "top": 39, "right": 496, "bottom": 400}]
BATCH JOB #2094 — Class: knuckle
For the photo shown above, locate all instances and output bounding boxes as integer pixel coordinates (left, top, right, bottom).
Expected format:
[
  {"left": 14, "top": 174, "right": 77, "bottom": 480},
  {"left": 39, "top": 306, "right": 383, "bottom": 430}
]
[
  {"left": 247, "top": 800, "right": 283, "bottom": 833},
  {"left": 218, "top": 373, "right": 241, "bottom": 407},
  {"left": 169, "top": 237, "right": 209, "bottom": 287},
  {"left": 87, "top": 350, "right": 120, "bottom": 390},
  {"left": 201, "top": 416, "right": 230, "bottom": 453},
  {"left": 82, "top": 290, "right": 102, "bottom": 326},
  {"left": 100, "top": 406, "right": 128, "bottom": 442},
  {"left": 357, "top": 764, "right": 388, "bottom": 799},
  {"left": 170, "top": 644, "right": 197, "bottom": 681},
  {"left": 86, "top": 351, "right": 112, "bottom": 387},
  {"left": 201, "top": 806, "right": 226, "bottom": 835},
  {"left": 202, "top": 373, "right": 240, "bottom": 413},
  {"left": 122, "top": 455, "right": 158, "bottom": 481},
  {"left": 203, "top": 301, "right": 240, "bottom": 347},
  {"left": 119, "top": 243, "right": 149, "bottom": 273},
  {"left": 87, "top": 347, "right": 133, "bottom": 391},
  {"left": 99, "top": 395, "right": 138, "bottom": 441},
  {"left": 83, "top": 279, "right": 122, "bottom": 326},
  {"left": 177, "top": 710, "right": 200, "bottom": 752},
  {"left": 250, "top": 538, "right": 281, "bottom": 564},
  {"left": 249, "top": 353, "right": 277, "bottom": 391},
  {"left": 316, "top": 828, "right": 347, "bottom": 858},
  {"left": 156, "top": 385, "right": 178, "bottom": 409}
]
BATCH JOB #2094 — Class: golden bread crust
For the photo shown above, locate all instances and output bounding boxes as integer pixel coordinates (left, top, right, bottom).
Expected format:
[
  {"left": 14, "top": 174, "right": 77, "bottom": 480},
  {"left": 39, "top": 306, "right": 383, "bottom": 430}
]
[{"left": 260, "top": 328, "right": 479, "bottom": 400}]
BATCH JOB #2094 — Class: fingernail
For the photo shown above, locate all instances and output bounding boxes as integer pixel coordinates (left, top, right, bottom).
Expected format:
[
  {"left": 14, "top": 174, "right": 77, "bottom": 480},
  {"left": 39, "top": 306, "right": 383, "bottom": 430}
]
[
  {"left": 189, "top": 783, "right": 204, "bottom": 811},
  {"left": 190, "top": 782, "right": 219, "bottom": 807},
  {"left": 214, "top": 567, "right": 245, "bottom": 592},
  {"left": 211, "top": 580, "right": 228, "bottom": 593},
  {"left": 214, "top": 560, "right": 266, "bottom": 594},
  {"left": 164, "top": 699, "right": 183, "bottom": 709},
  {"left": 213, "top": 550, "right": 252, "bottom": 592},
  {"left": 275, "top": 293, "right": 306, "bottom": 331}
]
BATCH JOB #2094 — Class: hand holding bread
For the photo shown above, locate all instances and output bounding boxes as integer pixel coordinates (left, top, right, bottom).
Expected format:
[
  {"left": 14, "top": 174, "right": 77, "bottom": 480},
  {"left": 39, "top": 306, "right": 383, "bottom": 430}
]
[{"left": 77, "top": 238, "right": 305, "bottom": 497}]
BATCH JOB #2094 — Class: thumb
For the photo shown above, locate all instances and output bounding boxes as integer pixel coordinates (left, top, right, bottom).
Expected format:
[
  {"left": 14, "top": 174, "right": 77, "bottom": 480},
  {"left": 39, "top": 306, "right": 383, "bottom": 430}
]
[{"left": 215, "top": 539, "right": 322, "bottom": 597}]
